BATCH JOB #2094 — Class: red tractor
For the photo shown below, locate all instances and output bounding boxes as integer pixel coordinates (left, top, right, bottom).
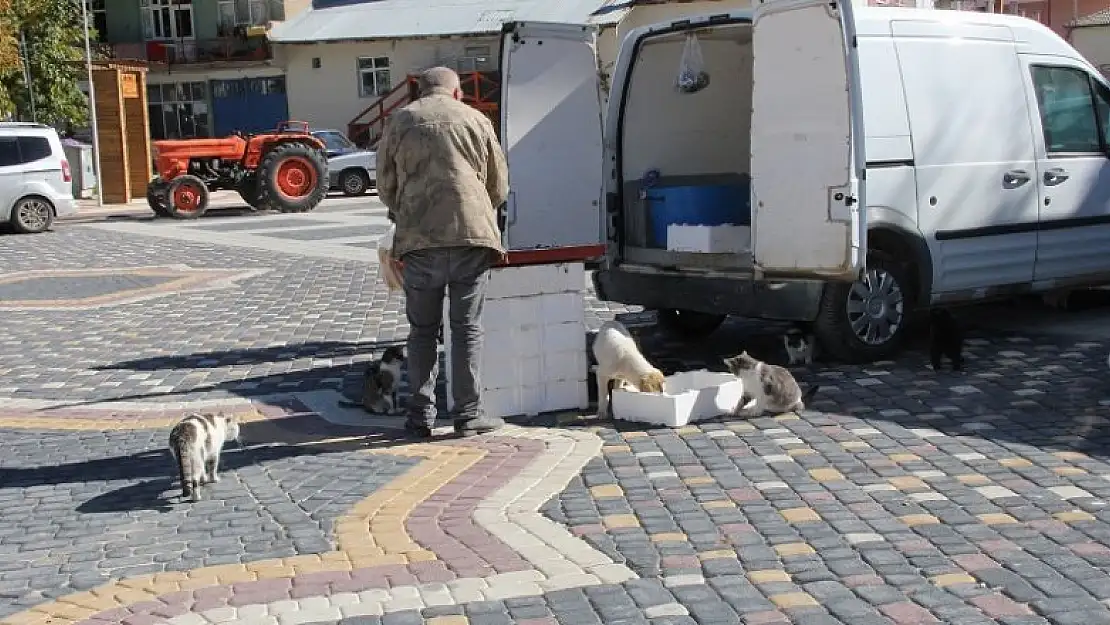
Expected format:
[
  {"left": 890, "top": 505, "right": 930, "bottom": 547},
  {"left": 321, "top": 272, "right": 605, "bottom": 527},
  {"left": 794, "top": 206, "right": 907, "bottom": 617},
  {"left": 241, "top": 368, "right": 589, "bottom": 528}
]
[{"left": 146, "top": 121, "right": 329, "bottom": 219}]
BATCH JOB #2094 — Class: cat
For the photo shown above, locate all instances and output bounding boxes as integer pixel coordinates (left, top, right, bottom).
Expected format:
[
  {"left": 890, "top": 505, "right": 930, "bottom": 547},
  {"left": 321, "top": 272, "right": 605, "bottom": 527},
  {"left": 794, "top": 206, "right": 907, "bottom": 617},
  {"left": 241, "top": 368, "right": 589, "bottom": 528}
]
[
  {"left": 783, "top": 327, "right": 816, "bottom": 366},
  {"left": 592, "top": 320, "right": 667, "bottom": 418},
  {"left": 169, "top": 412, "right": 241, "bottom": 503},
  {"left": 929, "top": 308, "right": 964, "bottom": 372},
  {"left": 339, "top": 346, "right": 406, "bottom": 414},
  {"left": 724, "top": 351, "right": 819, "bottom": 417}
]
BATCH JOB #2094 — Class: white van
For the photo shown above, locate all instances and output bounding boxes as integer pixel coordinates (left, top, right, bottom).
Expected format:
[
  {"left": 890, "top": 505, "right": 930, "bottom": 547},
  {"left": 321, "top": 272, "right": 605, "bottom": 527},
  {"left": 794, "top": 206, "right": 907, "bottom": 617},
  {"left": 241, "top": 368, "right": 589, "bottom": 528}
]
[
  {"left": 496, "top": 3, "right": 1110, "bottom": 362},
  {"left": 0, "top": 122, "right": 77, "bottom": 234}
]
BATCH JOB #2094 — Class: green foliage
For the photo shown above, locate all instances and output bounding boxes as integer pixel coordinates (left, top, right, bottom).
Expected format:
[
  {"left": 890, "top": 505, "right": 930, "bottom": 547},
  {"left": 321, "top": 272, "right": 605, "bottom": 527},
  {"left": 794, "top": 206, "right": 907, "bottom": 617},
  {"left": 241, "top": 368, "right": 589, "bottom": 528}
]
[{"left": 0, "top": 0, "right": 95, "bottom": 125}]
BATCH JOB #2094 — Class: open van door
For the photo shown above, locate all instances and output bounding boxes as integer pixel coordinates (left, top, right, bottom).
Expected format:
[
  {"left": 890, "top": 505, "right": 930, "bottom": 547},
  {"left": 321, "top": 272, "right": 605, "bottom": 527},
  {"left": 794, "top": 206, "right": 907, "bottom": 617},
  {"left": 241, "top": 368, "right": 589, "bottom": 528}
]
[
  {"left": 750, "top": 0, "right": 866, "bottom": 282},
  {"left": 499, "top": 21, "right": 606, "bottom": 250}
]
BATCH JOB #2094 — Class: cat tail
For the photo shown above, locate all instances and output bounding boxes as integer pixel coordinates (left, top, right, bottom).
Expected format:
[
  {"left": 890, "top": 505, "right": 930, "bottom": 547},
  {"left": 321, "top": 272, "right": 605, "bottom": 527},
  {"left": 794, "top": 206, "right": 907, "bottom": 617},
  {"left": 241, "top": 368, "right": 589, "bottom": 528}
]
[
  {"left": 169, "top": 431, "right": 201, "bottom": 503},
  {"left": 796, "top": 385, "right": 821, "bottom": 410}
]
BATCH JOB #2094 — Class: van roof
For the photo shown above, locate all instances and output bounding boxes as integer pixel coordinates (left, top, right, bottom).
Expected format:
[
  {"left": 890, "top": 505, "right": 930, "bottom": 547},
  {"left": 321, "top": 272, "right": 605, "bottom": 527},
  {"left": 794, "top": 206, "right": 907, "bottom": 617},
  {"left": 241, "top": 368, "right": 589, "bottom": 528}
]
[
  {"left": 854, "top": 7, "right": 1079, "bottom": 58},
  {"left": 0, "top": 122, "right": 53, "bottom": 129}
]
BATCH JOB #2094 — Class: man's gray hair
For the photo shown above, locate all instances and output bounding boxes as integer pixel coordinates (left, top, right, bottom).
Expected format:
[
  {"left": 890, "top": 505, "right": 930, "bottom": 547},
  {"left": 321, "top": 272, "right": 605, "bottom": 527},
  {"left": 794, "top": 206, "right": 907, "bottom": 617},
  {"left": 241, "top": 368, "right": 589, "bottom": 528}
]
[{"left": 417, "top": 67, "right": 461, "bottom": 97}]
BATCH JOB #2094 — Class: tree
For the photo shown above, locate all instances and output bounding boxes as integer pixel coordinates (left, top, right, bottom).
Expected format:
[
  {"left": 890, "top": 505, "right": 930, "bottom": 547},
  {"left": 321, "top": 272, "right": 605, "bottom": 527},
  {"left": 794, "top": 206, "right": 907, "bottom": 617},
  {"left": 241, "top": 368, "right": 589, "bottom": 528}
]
[{"left": 0, "top": 0, "right": 92, "bottom": 125}]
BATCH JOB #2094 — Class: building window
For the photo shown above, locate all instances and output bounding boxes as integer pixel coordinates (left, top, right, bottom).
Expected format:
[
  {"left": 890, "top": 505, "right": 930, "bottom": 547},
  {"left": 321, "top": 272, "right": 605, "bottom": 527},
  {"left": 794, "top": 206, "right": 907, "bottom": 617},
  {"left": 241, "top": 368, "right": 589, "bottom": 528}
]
[
  {"left": 217, "top": 0, "right": 269, "bottom": 35},
  {"left": 454, "top": 45, "right": 494, "bottom": 73},
  {"left": 84, "top": 0, "right": 107, "bottom": 40},
  {"left": 147, "top": 81, "right": 209, "bottom": 140},
  {"left": 140, "top": 0, "right": 194, "bottom": 41},
  {"left": 357, "top": 56, "right": 391, "bottom": 98}
]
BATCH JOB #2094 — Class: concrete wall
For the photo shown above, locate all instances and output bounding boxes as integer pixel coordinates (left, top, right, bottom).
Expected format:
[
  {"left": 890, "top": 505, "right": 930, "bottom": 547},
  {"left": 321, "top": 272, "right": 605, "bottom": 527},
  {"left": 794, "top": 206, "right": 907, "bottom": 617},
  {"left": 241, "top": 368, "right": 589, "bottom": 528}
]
[
  {"left": 1072, "top": 26, "right": 1110, "bottom": 77},
  {"left": 279, "top": 36, "right": 499, "bottom": 134}
]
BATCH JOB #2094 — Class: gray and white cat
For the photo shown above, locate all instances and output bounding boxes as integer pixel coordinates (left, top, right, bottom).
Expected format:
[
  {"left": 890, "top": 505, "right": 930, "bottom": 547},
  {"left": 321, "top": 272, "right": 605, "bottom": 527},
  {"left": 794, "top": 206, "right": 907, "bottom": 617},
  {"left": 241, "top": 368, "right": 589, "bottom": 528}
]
[
  {"left": 783, "top": 327, "right": 816, "bottom": 366},
  {"left": 169, "top": 412, "right": 241, "bottom": 503},
  {"left": 724, "top": 351, "right": 820, "bottom": 417},
  {"left": 339, "top": 346, "right": 406, "bottom": 414}
]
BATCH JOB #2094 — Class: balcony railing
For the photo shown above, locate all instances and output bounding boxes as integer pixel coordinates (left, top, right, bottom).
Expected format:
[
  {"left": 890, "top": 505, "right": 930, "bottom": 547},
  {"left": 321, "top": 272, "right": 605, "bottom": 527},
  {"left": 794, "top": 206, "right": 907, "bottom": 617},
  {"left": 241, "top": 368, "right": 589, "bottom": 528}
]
[{"left": 109, "top": 37, "right": 271, "bottom": 65}]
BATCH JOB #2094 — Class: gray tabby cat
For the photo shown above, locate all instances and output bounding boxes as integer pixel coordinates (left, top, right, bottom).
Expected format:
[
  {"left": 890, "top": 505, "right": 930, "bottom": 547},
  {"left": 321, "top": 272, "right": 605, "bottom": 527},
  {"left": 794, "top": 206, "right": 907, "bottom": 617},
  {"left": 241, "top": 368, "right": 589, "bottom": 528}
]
[
  {"left": 724, "top": 351, "right": 820, "bottom": 417},
  {"left": 338, "top": 346, "right": 406, "bottom": 414},
  {"left": 169, "top": 412, "right": 241, "bottom": 502}
]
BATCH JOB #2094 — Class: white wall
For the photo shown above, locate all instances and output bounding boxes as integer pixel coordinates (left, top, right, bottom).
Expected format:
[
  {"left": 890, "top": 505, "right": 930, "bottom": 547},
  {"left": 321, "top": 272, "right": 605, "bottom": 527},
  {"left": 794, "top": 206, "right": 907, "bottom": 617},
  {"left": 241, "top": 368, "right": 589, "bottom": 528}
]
[
  {"left": 146, "top": 65, "right": 285, "bottom": 85},
  {"left": 278, "top": 36, "right": 499, "bottom": 134},
  {"left": 1072, "top": 27, "right": 1110, "bottom": 78}
]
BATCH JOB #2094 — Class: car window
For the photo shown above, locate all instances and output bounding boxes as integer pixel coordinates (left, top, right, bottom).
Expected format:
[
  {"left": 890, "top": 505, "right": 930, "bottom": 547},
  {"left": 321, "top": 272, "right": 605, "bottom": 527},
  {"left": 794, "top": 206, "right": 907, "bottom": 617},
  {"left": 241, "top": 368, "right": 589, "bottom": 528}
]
[
  {"left": 0, "top": 137, "right": 20, "bottom": 166},
  {"left": 1031, "top": 65, "right": 1103, "bottom": 154},
  {"left": 17, "top": 136, "right": 51, "bottom": 163},
  {"left": 316, "top": 131, "right": 354, "bottom": 152},
  {"left": 1095, "top": 81, "right": 1110, "bottom": 149}
]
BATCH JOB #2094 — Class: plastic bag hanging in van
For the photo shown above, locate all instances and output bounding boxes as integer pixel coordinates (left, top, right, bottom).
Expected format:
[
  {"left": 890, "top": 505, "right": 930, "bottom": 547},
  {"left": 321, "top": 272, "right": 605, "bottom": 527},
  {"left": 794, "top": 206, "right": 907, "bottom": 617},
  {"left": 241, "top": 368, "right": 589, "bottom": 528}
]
[{"left": 676, "top": 33, "right": 710, "bottom": 94}]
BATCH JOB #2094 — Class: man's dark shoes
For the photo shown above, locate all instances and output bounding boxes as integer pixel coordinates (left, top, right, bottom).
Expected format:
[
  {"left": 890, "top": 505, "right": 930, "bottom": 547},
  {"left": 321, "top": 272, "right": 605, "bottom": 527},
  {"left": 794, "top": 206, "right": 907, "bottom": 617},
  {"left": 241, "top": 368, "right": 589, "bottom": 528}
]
[
  {"left": 453, "top": 416, "right": 504, "bottom": 437},
  {"left": 404, "top": 419, "right": 432, "bottom": 439}
]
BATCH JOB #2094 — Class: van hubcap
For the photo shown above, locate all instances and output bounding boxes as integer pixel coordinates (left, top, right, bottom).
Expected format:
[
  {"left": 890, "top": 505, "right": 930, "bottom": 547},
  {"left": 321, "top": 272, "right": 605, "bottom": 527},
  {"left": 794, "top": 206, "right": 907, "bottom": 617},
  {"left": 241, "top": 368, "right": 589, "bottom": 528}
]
[
  {"left": 846, "top": 268, "right": 903, "bottom": 346},
  {"left": 17, "top": 200, "right": 51, "bottom": 231}
]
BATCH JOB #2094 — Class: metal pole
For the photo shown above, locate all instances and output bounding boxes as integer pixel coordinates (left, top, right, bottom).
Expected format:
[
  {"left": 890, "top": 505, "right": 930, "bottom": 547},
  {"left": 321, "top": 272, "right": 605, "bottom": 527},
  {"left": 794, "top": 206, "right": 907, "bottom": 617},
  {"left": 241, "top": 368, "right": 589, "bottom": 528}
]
[{"left": 80, "top": 0, "right": 103, "bottom": 206}]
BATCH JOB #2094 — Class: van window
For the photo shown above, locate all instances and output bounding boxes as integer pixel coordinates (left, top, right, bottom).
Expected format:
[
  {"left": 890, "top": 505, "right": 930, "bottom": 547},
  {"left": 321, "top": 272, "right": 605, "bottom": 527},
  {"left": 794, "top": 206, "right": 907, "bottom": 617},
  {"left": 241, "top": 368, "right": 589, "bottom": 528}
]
[
  {"left": 0, "top": 137, "right": 19, "bottom": 166},
  {"left": 1030, "top": 65, "right": 1103, "bottom": 154},
  {"left": 16, "top": 136, "right": 51, "bottom": 162},
  {"left": 1096, "top": 81, "right": 1110, "bottom": 149}
]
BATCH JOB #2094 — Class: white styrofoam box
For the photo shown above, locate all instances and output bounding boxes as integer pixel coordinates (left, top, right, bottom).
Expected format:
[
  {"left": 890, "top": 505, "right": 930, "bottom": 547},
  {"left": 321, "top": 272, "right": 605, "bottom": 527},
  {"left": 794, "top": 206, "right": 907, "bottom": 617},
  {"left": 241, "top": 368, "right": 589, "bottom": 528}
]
[
  {"left": 545, "top": 379, "right": 589, "bottom": 413},
  {"left": 483, "top": 387, "right": 521, "bottom": 419},
  {"left": 666, "top": 224, "right": 751, "bottom": 254},
  {"left": 541, "top": 291, "right": 586, "bottom": 325},
  {"left": 544, "top": 321, "right": 587, "bottom": 350},
  {"left": 611, "top": 370, "right": 744, "bottom": 427},
  {"left": 544, "top": 349, "right": 587, "bottom": 383},
  {"left": 486, "top": 263, "right": 586, "bottom": 299}
]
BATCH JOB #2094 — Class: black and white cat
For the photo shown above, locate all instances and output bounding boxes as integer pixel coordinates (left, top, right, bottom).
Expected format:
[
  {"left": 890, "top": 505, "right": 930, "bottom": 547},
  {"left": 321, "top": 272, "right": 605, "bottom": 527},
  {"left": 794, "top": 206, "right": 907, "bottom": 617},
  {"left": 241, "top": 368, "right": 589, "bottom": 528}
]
[
  {"left": 783, "top": 327, "right": 815, "bottom": 366},
  {"left": 169, "top": 412, "right": 241, "bottom": 503},
  {"left": 724, "top": 351, "right": 819, "bottom": 417},
  {"left": 339, "top": 346, "right": 406, "bottom": 414},
  {"left": 928, "top": 309, "right": 964, "bottom": 372}
]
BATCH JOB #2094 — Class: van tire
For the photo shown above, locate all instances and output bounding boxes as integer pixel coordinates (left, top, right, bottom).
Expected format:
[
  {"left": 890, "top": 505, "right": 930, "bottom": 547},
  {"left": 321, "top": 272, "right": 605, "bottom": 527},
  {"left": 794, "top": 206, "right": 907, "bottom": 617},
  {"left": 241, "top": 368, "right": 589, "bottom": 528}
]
[
  {"left": 814, "top": 251, "right": 911, "bottom": 363},
  {"left": 10, "top": 196, "right": 54, "bottom": 234},
  {"left": 656, "top": 309, "right": 726, "bottom": 339},
  {"left": 339, "top": 168, "right": 370, "bottom": 196}
]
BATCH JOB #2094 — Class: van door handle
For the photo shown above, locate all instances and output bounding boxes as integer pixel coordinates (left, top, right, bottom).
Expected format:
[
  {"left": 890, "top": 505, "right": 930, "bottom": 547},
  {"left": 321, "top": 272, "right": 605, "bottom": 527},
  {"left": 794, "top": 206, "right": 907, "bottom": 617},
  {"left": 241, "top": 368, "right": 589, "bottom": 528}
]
[
  {"left": 1003, "top": 169, "right": 1031, "bottom": 187},
  {"left": 1044, "top": 168, "right": 1069, "bottom": 186}
]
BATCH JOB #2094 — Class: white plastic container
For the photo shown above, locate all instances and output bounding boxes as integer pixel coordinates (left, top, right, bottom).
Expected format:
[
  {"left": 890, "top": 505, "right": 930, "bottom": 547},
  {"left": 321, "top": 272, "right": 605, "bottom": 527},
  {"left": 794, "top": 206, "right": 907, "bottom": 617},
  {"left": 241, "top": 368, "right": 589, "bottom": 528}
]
[
  {"left": 666, "top": 224, "right": 751, "bottom": 254},
  {"left": 611, "top": 370, "right": 744, "bottom": 427}
]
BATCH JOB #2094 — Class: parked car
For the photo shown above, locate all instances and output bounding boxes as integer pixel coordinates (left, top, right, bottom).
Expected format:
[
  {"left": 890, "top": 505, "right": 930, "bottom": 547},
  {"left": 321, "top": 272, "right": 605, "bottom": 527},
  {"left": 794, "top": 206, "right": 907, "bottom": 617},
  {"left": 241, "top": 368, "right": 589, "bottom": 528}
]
[
  {"left": 496, "top": 5, "right": 1110, "bottom": 363},
  {"left": 0, "top": 122, "right": 77, "bottom": 233},
  {"left": 311, "top": 129, "right": 377, "bottom": 196}
]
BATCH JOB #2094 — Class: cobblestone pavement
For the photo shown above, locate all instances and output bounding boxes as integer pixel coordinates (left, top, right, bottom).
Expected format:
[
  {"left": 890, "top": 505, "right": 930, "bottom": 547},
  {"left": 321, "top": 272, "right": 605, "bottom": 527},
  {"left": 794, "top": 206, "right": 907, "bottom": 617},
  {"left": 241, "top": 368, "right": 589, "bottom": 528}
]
[{"left": 3, "top": 219, "right": 1110, "bottom": 624}]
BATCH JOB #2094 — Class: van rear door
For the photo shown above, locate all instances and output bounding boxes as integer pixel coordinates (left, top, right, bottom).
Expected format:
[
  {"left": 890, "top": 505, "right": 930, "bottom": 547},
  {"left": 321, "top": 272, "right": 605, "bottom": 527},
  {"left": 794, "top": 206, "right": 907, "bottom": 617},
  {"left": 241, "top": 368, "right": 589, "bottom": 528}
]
[
  {"left": 499, "top": 21, "right": 606, "bottom": 251},
  {"left": 750, "top": 0, "right": 865, "bottom": 282}
]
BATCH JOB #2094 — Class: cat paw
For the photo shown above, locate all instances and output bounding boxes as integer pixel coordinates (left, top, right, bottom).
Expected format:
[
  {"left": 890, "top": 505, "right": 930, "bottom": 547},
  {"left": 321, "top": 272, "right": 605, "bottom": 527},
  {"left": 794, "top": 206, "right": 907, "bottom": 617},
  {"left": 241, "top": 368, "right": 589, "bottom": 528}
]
[{"left": 211, "top": 474, "right": 221, "bottom": 483}]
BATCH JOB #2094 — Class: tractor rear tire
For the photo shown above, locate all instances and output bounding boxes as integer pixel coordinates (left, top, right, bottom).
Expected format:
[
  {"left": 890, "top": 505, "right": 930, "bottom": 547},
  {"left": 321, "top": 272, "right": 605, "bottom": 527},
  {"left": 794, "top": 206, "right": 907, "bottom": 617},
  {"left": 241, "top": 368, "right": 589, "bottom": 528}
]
[
  {"left": 166, "top": 175, "right": 210, "bottom": 220},
  {"left": 257, "top": 142, "right": 328, "bottom": 213},
  {"left": 147, "top": 179, "right": 172, "bottom": 217}
]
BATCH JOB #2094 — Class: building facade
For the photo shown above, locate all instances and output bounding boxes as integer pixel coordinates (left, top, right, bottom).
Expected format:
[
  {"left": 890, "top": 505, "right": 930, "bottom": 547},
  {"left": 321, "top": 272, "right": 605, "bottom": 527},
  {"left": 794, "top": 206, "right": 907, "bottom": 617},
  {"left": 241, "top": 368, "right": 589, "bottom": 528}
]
[{"left": 96, "top": 0, "right": 308, "bottom": 139}]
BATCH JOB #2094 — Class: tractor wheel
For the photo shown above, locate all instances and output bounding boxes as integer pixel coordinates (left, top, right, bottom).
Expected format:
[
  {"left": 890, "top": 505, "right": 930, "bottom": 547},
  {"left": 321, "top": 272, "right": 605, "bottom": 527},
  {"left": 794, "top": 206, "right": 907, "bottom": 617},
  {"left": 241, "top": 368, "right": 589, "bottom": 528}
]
[
  {"left": 166, "top": 175, "right": 210, "bottom": 220},
  {"left": 257, "top": 143, "right": 328, "bottom": 213},
  {"left": 147, "top": 179, "right": 171, "bottom": 217}
]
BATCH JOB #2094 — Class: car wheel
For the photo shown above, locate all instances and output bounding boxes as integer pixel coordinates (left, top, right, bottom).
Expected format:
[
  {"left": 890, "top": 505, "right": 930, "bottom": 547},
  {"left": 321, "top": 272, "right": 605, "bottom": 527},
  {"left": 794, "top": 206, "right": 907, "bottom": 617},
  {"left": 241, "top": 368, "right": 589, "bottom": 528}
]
[
  {"left": 656, "top": 309, "right": 727, "bottom": 339},
  {"left": 340, "top": 169, "right": 370, "bottom": 196},
  {"left": 10, "top": 196, "right": 54, "bottom": 234},
  {"left": 814, "top": 251, "right": 912, "bottom": 363}
]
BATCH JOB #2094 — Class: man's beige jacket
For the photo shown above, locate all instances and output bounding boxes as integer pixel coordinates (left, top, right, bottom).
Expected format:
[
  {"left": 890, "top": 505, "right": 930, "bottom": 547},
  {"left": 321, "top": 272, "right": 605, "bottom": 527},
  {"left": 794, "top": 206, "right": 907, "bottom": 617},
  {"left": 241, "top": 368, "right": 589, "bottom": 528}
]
[{"left": 376, "top": 93, "right": 509, "bottom": 260}]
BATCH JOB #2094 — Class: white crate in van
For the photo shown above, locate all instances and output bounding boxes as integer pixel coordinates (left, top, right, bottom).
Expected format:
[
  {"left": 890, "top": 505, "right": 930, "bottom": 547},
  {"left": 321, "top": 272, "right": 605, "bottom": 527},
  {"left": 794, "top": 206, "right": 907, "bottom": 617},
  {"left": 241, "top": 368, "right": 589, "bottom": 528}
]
[
  {"left": 666, "top": 224, "right": 751, "bottom": 254},
  {"left": 611, "top": 370, "right": 744, "bottom": 427}
]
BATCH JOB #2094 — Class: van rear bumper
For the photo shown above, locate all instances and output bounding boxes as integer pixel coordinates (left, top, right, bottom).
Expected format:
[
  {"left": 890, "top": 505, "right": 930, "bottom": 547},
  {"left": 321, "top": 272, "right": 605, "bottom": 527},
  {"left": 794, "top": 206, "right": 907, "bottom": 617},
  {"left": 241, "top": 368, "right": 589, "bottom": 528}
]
[{"left": 593, "top": 267, "right": 824, "bottom": 322}]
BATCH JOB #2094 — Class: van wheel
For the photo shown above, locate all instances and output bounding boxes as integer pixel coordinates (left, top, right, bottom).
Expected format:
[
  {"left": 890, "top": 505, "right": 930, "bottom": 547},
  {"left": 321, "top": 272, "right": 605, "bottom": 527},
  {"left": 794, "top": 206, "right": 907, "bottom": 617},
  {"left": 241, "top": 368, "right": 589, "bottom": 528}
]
[
  {"left": 814, "top": 251, "right": 911, "bottom": 363},
  {"left": 656, "top": 309, "right": 727, "bottom": 339},
  {"left": 10, "top": 196, "right": 54, "bottom": 234}
]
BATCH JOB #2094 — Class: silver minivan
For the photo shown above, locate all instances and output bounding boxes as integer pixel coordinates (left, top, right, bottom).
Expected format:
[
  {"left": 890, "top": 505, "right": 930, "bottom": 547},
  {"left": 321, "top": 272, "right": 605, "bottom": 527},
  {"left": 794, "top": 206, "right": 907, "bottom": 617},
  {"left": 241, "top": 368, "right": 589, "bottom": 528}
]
[{"left": 0, "top": 123, "right": 78, "bottom": 234}]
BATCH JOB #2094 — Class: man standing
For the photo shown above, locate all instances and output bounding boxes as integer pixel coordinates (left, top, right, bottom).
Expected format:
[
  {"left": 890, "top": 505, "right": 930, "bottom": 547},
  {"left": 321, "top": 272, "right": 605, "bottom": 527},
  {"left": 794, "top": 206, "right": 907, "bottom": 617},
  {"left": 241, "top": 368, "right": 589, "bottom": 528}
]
[{"left": 376, "top": 67, "right": 509, "bottom": 439}]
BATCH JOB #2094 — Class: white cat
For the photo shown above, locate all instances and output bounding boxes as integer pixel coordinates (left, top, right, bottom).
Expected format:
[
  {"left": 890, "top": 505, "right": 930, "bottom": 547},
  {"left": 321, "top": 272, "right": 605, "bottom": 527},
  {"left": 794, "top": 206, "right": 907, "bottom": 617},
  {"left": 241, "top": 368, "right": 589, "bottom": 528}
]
[
  {"left": 169, "top": 412, "right": 241, "bottom": 503},
  {"left": 592, "top": 320, "right": 666, "bottom": 418},
  {"left": 725, "top": 351, "right": 819, "bottom": 417}
]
